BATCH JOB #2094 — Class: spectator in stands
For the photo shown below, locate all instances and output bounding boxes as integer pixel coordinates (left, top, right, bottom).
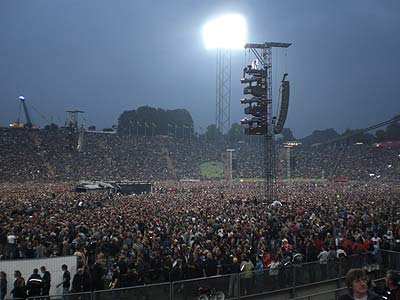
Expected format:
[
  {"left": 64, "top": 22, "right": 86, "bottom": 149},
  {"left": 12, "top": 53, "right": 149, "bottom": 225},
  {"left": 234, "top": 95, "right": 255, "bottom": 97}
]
[
  {"left": 338, "top": 268, "right": 381, "bottom": 300},
  {"left": 268, "top": 256, "right": 280, "bottom": 290},
  {"left": 71, "top": 268, "right": 91, "bottom": 294},
  {"left": 35, "top": 242, "right": 47, "bottom": 259},
  {"left": 203, "top": 252, "right": 218, "bottom": 277},
  {"left": 11, "top": 270, "right": 26, "bottom": 299},
  {"left": 317, "top": 247, "right": 329, "bottom": 280},
  {"left": 240, "top": 254, "right": 254, "bottom": 296},
  {"left": 56, "top": 264, "right": 70, "bottom": 297},
  {"left": 27, "top": 268, "right": 42, "bottom": 298},
  {"left": 109, "top": 264, "right": 120, "bottom": 289},
  {"left": 40, "top": 266, "right": 51, "bottom": 297},
  {"left": 382, "top": 270, "right": 400, "bottom": 300},
  {"left": 91, "top": 256, "right": 105, "bottom": 291},
  {"left": 6, "top": 232, "right": 17, "bottom": 260},
  {"left": 227, "top": 257, "right": 240, "bottom": 298}
]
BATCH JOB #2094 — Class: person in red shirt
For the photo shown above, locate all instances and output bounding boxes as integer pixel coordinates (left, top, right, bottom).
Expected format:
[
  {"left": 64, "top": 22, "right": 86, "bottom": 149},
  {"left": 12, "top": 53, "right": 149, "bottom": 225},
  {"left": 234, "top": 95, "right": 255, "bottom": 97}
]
[
  {"left": 262, "top": 251, "right": 271, "bottom": 269},
  {"left": 352, "top": 238, "right": 367, "bottom": 254},
  {"left": 314, "top": 236, "right": 323, "bottom": 251},
  {"left": 342, "top": 236, "right": 353, "bottom": 253}
]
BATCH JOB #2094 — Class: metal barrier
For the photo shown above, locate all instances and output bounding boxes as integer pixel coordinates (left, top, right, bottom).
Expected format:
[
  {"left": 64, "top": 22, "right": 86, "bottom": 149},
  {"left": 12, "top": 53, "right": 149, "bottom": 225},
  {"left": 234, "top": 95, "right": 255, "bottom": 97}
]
[
  {"left": 93, "top": 282, "right": 170, "bottom": 300},
  {"left": 288, "top": 278, "right": 387, "bottom": 300},
  {"left": 382, "top": 249, "right": 400, "bottom": 272},
  {"left": 172, "top": 274, "right": 233, "bottom": 300},
  {"left": 26, "top": 292, "right": 92, "bottom": 300},
  {"left": 288, "top": 287, "right": 348, "bottom": 300},
  {"left": 4, "top": 250, "right": 399, "bottom": 300}
]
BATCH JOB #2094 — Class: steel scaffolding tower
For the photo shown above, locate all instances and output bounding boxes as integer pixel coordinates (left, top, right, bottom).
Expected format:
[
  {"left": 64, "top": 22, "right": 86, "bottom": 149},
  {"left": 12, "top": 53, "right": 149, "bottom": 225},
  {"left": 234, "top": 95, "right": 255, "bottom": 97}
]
[
  {"left": 66, "top": 110, "right": 85, "bottom": 130},
  {"left": 243, "top": 42, "right": 291, "bottom": 201},
  {"left": 215, "top": 48, "right": 232, "bottom": 135}
]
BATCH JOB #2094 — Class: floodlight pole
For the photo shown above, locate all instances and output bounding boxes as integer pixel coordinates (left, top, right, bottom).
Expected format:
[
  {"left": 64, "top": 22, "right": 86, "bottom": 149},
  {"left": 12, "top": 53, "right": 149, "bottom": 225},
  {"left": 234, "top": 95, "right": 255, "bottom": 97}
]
[
  {"left": 215, "top": 48, "right": 232, "bottom": 136},
  {"left": 244, "top": 42, "right": 291, "bottom": 201}
]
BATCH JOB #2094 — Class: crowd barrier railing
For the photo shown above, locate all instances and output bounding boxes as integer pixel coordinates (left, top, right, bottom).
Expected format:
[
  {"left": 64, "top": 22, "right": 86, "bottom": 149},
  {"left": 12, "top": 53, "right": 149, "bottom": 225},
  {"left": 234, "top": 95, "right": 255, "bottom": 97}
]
[
  {"left": 172, "top": 273, "right": 232, "bottom": 300},
  {"left": 93, "top": 282, "right": 170, "bottom": 300},
  {"left": 288, "top": 278, "right": 387, "bottom": 300},
  {"left": 3, "top": 250, "right": 399, "bottom": 300},
  {"left": 5, "top": 292, "right": 92, "bottom": 300},
  {"left": 26, "top": 292, "right": 93, "bottom": 300}
]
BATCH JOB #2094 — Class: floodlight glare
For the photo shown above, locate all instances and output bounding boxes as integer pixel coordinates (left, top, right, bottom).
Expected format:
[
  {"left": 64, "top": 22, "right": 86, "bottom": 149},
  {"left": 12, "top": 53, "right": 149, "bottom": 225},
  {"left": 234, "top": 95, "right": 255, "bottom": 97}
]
[
  {"left": 19, "top": 96, "right": 25, "bottom": 100},
  {"left": 203, "top": 14, "right": 247, "bottom": 49}
]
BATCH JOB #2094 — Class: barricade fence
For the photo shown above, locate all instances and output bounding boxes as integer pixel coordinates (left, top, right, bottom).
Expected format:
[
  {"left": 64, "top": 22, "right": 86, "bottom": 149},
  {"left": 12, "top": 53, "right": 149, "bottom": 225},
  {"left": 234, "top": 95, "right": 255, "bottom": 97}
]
[
  {"left": 289, "top": 278, "right": 387, "bottom": 300},
  {"left": 3, "top": 250, "right": 399, "bottom": 300},
  {"left": 5, "top": 292, "right": 92, "bottom": 300},
  {"left": 26, "top": 292, "right": 92, "bottom": 300},
  {"left": 93, "top": 282, "right": 170, "bottom": 300}
]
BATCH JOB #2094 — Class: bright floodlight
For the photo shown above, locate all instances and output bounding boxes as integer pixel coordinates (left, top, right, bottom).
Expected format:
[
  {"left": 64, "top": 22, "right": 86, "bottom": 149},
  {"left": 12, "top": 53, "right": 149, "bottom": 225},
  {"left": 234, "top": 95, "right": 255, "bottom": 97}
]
[
  {"left": 19, "top": 96, "right": 25, "bottom": 100},
  {"left": 203, "top": 14, "right": 247, "bottom": 49}
]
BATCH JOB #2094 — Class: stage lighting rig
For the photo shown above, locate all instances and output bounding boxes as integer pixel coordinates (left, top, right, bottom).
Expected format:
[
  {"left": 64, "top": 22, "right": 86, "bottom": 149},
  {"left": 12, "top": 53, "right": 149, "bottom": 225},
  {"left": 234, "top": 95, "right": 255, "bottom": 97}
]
[
  {"left": 239, "top": 41, "right": 291, "bottom": 202},
  {"left": 240, "top": 64, "right": 268, "bottom": 135}
]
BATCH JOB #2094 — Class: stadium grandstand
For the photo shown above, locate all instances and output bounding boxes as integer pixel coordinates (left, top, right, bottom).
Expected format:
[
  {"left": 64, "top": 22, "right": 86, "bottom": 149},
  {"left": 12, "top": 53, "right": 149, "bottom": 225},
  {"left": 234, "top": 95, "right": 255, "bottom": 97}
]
[{"left": 0, "top": 126, "right": 399, "bottom": 300}]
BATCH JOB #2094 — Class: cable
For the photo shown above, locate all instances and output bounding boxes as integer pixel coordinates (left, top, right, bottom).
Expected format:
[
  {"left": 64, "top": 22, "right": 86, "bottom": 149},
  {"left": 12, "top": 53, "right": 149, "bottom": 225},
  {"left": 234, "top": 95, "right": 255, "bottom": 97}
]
[
  {"left": 29, "top": 103, "right": 51, "bottom": 124},
  {"left": 320, "top": 115, "right": 400, "bottom": 146}
]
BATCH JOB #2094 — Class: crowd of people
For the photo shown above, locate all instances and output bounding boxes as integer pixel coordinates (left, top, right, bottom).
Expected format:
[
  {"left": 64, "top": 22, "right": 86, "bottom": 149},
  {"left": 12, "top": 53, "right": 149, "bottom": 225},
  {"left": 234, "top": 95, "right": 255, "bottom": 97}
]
[
  {"left": 0, "top": 181, "right": 400, "bottom": 294},
  {"left": 289, "top": 143, "right": 400, "bottom": 181},
  {"left": 0, "top": 127, "right": 400, "bottom": 299},
  {"left": 0, "top": 266, "right": 52, "bottom": 300},
  {"left": 0, "top": 128, "right": 399, "bottom": 182}
]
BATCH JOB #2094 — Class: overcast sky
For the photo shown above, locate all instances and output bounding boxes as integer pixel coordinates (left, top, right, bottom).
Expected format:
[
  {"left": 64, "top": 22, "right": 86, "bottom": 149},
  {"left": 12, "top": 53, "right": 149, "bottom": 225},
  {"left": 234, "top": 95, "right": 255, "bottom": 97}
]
[{"left": 1, "top": 0, "right": 399, "bottom": 138}]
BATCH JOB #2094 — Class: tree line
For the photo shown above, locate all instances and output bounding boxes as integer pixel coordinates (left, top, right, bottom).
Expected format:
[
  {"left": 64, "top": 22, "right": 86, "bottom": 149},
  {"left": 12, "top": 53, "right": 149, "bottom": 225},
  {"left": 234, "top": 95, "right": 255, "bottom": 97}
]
[
  {"left": 117, "top": 106, "right": 194, "bottom": 138},
  {"left": 40, "top": 106, "right": 400, "bottom": 145}
]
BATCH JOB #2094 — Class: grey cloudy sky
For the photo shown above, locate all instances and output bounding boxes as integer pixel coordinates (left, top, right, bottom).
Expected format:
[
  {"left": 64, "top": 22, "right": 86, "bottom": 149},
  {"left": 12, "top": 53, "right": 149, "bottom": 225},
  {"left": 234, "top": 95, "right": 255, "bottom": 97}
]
[{"left": 0, "top": 0, "right": 399, "bottom": 138}]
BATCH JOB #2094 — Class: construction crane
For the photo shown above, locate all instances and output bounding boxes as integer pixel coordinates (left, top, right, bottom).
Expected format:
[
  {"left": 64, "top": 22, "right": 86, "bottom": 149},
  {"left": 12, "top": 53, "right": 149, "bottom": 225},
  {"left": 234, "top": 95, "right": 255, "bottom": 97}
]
[{"left": 9, "top": 96, "right": 34, "bottom": 129}]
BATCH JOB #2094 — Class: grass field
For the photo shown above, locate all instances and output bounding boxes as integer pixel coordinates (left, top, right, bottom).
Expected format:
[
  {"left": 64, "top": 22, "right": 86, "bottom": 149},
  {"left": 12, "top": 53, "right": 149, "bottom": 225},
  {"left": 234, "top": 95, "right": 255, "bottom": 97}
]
[
  {"left": 199, "top": 162, "right": 327, "bottom": 182},
  {"left": 281, "top": 178, "right": 327, "bottom": 182},
  {"left": 199, "top": 161, "right": 224, "bottom": 178},
  {"left": 233, "top": 178, "right": 327, "bottom": 183}
]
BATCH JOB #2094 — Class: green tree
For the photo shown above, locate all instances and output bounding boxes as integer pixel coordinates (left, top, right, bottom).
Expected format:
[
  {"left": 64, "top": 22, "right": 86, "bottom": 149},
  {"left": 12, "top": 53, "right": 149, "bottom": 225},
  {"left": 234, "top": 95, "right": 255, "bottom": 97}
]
[
  {"left": 117, "top": 106, "right": 194, "bottom": 137},
  {"left": 375, "top": 129, "right": 386, "bottom": 142},
  {"left": 340, "top": 129, "right": 375, "bottom": 145},
  {"left": 385, "top": 121, "right": 400, "bottom": 140},
  {"left": 301, "top": 128, "right": 339, "bottom": 145},
  {"left": 228, "top": 123, "right": 244, "bottom": 142},
  {"left": 43, "top": 123, "right": 59, "bottom": 131},
  {"left": 281, "top": 128, "right": 296, "bottom": 142},
  {"left": 205, "top": 124, "right": 222, "bottom": 141}
]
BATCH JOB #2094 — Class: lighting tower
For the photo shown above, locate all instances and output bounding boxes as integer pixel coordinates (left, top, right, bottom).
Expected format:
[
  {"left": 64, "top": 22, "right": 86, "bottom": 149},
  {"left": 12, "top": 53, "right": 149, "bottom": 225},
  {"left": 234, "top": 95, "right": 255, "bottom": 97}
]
[
  {"left": 18, "top": 96, "right": 34, "bottom": 128},
  {"left": 215, "top": 49, "right": 232, "bottom": 134},
  {"left": 203, "top": 14, "right": 247, "bottom": 136},
  {"left": 240, "top": 42, "right": 291, "bottom": 201}
]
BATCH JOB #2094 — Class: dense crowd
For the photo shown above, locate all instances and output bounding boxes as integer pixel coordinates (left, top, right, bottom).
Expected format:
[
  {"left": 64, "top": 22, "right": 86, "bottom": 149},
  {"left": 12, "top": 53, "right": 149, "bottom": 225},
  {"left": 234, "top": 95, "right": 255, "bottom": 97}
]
[
  {"left": 290, "top": 144, "right": 400, "bottom": 180},
  {"left": 1, "top": 127, "right": 400, "bottom": 298},
  {"left": 0, "top": 128, "right": 399, "bottom": 182},
  {"left": 0, "top": 128, "right": 222, "bottom": 182},
  {"left": 235, "top": 143, "right": 400, "bottom": 180},
  {"left": 1, "top": 181, "right": 400, "bottom": 292}
]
